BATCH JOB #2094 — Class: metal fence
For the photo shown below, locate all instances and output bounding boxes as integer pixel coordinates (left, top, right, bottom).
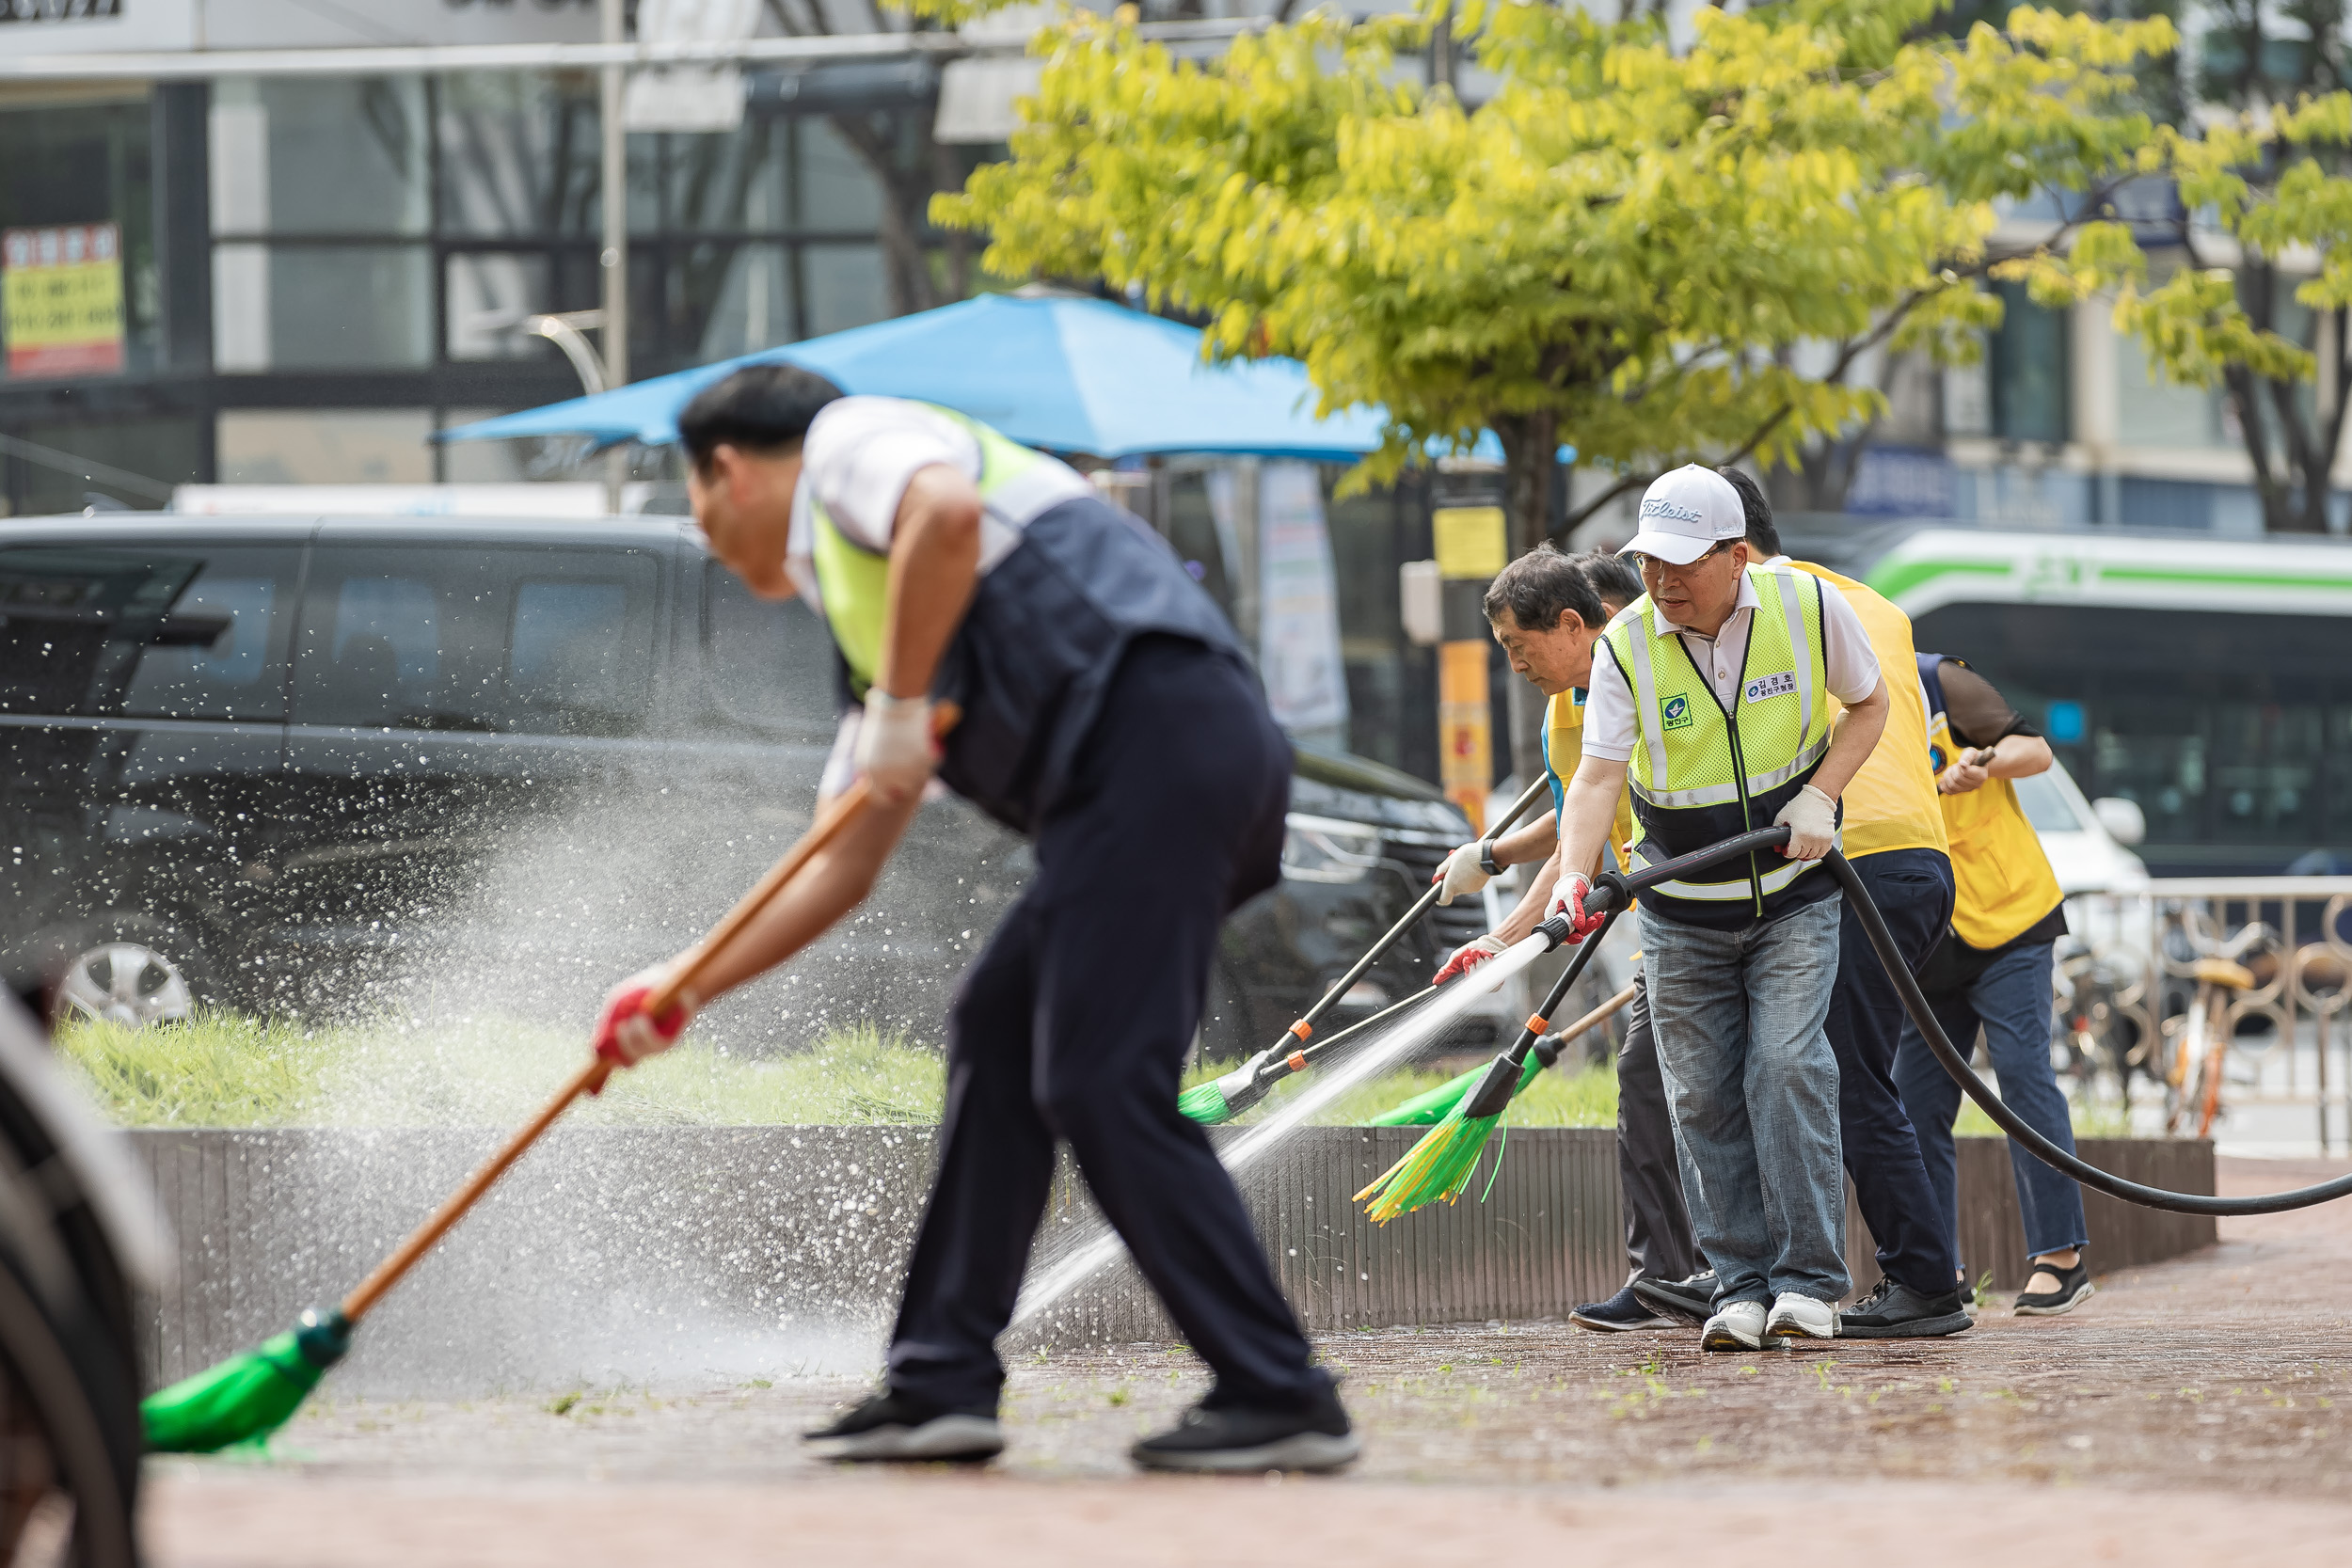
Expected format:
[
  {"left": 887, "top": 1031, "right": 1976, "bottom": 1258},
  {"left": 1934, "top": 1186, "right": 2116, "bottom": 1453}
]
[{"left": 2061, "top": 878, "right": 2352, "bottom": 1152}]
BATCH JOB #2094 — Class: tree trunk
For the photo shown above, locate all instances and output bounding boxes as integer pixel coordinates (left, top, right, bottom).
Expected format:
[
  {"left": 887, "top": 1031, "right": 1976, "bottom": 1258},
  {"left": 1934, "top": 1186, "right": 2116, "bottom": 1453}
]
[{"left": 1496, "top": 411, "right": 1558, "bottom": 794}]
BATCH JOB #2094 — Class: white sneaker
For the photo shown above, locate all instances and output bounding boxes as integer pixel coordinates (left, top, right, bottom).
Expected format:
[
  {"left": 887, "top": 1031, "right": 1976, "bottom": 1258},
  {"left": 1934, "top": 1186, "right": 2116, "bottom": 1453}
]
[
  {"left": 1766, "top": 1291, "right": 1838, "bottom": 1341},
  {"left": 1700, "top": 1298, "right": 1768, "bottom": 1351}
]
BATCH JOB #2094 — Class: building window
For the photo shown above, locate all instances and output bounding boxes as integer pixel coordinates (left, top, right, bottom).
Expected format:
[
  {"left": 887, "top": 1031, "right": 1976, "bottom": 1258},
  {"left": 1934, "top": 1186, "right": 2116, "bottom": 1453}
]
[{"left": 1988, "top": 280, "right": 2069, "bottom": 444}]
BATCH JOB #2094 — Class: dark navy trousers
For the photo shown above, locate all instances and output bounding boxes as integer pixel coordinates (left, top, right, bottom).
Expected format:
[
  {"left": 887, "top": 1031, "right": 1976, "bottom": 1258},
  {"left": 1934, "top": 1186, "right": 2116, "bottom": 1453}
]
[
  {"left": 884, "top": 638, "right": 1327, "bottom": 1412},
  {"left": 1827, "top": 847, "right": 1962, "bottom": 1294}
]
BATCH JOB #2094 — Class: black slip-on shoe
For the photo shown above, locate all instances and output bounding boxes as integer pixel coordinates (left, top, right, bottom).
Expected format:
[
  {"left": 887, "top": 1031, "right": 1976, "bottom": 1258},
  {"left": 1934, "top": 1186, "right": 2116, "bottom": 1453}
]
[
  {"left": 1837, "top": 1277, "right": 1975, "bottom": 1339},
  {"left": 1632, "top": 1270, "right": 1718, "bottom": 1323},
  {"left": 1131, "top": 1385, "right": 1359, "bottom": 1474},
  {"left": 803, "top": 1389, "right": 1004, "bottom": 1463},
  {"left": 2013, "top": 1257, "right": 2096, "bottom": 1317},
  {"left": 1571, "top": 1284, "right": 1678, "bottom": 1332}
]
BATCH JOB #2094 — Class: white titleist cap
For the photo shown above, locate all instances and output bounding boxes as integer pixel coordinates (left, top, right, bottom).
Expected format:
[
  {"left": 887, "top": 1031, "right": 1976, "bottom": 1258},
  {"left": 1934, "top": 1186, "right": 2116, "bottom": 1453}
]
[{"left": 1619, "top": 465, "right": 1745, "bottom": 566}]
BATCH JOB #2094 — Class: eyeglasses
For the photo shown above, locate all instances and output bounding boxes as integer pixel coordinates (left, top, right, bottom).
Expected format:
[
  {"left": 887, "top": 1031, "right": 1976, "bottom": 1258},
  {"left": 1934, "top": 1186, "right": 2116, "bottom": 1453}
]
[{"left": 1635, "top": 540, "right": 1738, "bottom": 577}]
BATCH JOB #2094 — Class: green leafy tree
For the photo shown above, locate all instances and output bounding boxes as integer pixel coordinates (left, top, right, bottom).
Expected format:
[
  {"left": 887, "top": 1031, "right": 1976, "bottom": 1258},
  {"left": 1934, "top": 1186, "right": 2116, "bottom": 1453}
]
[{"left": 938, "top": 0, "right": 2172, "bottom": 779}]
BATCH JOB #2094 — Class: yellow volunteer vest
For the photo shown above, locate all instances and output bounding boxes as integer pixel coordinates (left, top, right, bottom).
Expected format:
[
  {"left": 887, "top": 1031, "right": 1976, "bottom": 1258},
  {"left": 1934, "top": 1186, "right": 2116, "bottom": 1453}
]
[
  {"left": 807, "top": 404, "right": 1056, "bottom": 697},
  {"left": 1542, "top": 689, "right": 1636, "bottom": 873},
  {"left": 1923, "top": 674, "right": 2063, "bottom": 950},
  {"left": 1791, "top": 562, "right": 1946, "bottom": 861},
  {"left": 1600, "top": 562, "right": 1838, "bottom": 915}
]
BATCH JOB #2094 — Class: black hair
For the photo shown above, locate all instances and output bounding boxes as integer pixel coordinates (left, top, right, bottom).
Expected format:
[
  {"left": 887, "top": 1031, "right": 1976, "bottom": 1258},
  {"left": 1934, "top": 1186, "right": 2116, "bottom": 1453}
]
[
  {"left": 677, "top": 364, "right": 846, "bottom": 468},
  {"left": 1717, "top": 466, "right": 1781, "bottom": 558},
  {"left": 1575, "top": 550, "right": 1645, "bottom": 614},
  {"left": 1483, "top": 541, "right": 1606, "bottom": 635}
]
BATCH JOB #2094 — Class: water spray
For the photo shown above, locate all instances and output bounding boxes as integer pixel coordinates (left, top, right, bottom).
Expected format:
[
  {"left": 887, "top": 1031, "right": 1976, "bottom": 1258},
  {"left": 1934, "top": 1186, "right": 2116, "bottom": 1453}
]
[
  {"left": 1180, "top": 774, "right": 1554, "bottom": 1126},
  {"left": 141, "top": 756, "right": 908, "bottom": 1452}
]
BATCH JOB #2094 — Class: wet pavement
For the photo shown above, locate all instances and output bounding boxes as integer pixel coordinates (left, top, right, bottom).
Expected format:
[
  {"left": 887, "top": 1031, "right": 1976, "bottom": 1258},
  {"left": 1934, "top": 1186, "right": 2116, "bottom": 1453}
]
[{"left": 145, "top": 1156, "right": 2352, "bottom": 1565}]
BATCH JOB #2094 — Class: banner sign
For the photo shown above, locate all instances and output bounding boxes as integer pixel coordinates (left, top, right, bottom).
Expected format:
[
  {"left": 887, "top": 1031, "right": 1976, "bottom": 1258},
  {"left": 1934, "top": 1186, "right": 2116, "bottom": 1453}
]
[{"left": 3, "top": 223, "right": 126, "bottom": 379}]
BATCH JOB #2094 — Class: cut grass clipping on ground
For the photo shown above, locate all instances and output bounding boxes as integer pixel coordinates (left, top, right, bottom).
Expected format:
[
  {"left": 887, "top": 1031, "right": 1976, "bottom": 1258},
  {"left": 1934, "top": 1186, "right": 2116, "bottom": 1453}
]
[{"left": 55, "top": 1012, "right": 946, "bottom": 1128}]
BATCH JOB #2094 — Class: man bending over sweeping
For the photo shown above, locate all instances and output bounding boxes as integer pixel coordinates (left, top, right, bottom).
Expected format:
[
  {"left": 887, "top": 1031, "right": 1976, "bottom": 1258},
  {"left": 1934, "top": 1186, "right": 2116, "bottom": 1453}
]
[{"left": 588, "top": 366, "right": 1357, "bottom": 1473}]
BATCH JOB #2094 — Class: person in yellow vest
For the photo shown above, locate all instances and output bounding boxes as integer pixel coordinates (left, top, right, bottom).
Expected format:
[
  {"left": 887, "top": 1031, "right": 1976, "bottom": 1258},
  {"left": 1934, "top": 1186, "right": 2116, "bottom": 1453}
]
[
  {"left": 1554, "top": 466, "right": 1889, "bottom": 1351},
  {"left": 1422, "top": 550, "right": 1682, "bottom": 1331},
  {"left": 589, "top": 366, "right": 1357, "bottom": 1471},
  {"left": 1893, "top": 656, "right": 2094, "bottom": 1317}
]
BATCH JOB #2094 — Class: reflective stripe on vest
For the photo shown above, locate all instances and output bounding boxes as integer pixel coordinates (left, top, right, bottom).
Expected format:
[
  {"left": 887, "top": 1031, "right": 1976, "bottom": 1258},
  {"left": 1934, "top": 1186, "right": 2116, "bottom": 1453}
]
[
  {"left": 808, "top": 404, "right": 1061, "bottom": 697},
  {"left": 1602, "top": 563, "right": 1836, "bottom": 913},
  {"left": 1918, "top": 654, "right": 2063, "bottom": 949}
]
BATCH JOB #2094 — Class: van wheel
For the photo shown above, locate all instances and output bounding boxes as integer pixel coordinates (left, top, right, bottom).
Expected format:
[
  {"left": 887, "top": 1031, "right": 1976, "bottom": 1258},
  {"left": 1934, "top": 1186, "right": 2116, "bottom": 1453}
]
[{"left": 55, "top": 916, "right": 210, "bottom": 1029}]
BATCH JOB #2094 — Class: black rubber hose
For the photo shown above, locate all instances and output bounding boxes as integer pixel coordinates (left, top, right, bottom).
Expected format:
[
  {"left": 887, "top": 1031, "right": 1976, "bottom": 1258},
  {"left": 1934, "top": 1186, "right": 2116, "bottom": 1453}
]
[
  {"left": 1821, "top": 847, "right": 2352, "bottom": 1217},
  {"left": 1587, "top": 825, "right": 2352, "bottom": 1215}
]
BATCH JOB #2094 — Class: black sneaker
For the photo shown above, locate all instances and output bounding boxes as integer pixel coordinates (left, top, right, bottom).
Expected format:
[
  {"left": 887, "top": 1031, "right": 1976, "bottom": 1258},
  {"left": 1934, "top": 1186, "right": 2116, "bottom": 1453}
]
[
  {"left": 1632, "top": 1270, "right": 1717, "bottom": 1323},
  {"left": 1570, "top": 1284, "right": 1677, "bottom": 1332},
  {"left": 2013, "top": 1256, "right": 2095, "bottom": 1317},
  {"left": 1131, "top": 1384, "right": 1359, "bottom": 1474},
  {"left": 1837, "top": 1277, "right": 1974, "bottom": 1339},
  {"left": 803, "top": 1388, "right": 1004, "bottom": 1463}
]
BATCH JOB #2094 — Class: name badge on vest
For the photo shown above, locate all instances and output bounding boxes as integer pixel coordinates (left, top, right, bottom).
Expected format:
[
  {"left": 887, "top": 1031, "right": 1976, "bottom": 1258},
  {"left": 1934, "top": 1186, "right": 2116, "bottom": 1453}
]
[{"left": 1743, "top": 671, "right": 1798, "bottom": 705}]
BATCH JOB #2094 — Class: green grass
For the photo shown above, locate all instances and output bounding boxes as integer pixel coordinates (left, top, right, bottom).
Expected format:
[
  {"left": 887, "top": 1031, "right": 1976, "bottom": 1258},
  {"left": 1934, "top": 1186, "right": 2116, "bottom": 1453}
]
[
  {"left": 1182, "top": 1055, "right": 1621, "bottom": 1129},
  {"left": 1954, "top": 1094, "right": 2133, "bottom": 1141},
  {"left": 54, "top": 1011, "right": 946, "bottom": 1129}
]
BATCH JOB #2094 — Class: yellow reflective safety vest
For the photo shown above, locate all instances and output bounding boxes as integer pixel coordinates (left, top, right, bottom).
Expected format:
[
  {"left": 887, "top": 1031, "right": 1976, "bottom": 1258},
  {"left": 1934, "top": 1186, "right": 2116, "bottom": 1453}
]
[
  {"left": 1918, "top": 654, "right": 2063, "bottom": 950},
  {"left": 1791, "top": 562, "right": 1946, "bottom": 862},
  {"left": 1597, "top": 562, "right": 1839, "bottom": 929},
  {"left": 1541, "top": 689, "right": 1636, "bottom": 873},
  {"left": 808, "top": 404, "right": 1066, "bottom": 699},
  {"left": 802, "top": 401, "right": 1242, "bottom": 834}
]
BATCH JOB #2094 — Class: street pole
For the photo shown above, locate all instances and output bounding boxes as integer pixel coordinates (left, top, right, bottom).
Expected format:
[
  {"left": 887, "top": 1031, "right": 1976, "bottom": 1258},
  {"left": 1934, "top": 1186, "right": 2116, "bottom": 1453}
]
[{"left": 599, "top": 0, "right": 629, "bottom": 512}]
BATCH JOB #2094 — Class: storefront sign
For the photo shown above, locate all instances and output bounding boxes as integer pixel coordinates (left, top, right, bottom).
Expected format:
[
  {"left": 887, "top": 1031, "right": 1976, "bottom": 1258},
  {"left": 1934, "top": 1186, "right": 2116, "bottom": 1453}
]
[{"left": 3, "top": 224, "right": 125, "bottom": 379}]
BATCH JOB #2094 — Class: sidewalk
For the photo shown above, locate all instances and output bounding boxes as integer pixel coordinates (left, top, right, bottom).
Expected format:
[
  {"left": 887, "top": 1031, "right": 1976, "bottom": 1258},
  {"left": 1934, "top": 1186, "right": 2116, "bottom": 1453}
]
[{"left": 145, "top": 1156, "right": 2352, "bottom": 1566}]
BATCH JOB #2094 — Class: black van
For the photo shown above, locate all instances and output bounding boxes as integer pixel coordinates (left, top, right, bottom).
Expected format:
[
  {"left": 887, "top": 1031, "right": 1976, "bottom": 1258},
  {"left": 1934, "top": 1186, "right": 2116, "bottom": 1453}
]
[{"left": 0, "top": 516, "right": 1491, "bottom": 1054}]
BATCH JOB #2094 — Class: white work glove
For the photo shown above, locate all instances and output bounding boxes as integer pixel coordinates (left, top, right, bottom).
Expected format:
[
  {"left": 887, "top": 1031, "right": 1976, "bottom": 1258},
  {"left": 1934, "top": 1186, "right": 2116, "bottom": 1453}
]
[
  {"left": 853, "top": 689, "right": 937, "bottom": 804},
  {"left": 1936, "top": 747, "right": 1991, "bottom": 796},
  {"left": 1549, "top": 871, "right": 1603, "bottom": 942},
  {"left": 1432, "top": 840, "right": 1495, "bottom": 906},
  {"left": 1773, "top": 783, "right": 1838, "bottom": 861}
]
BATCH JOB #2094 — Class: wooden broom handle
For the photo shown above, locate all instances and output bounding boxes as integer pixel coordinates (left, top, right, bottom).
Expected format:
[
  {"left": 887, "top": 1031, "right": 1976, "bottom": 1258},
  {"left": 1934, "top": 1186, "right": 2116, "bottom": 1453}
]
[{"left": 341, "top": 705, "right": 956, "bottom": 1323}]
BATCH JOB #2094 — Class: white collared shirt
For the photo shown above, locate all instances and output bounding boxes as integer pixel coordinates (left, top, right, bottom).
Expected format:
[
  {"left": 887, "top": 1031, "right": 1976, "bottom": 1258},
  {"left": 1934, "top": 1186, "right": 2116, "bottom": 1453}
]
[
  {"left": 1581, "top": 561, "right": 1882, "bottom": 763},
  {"left": 781, "top": 396, "right": 1089, "bottom": 609}
]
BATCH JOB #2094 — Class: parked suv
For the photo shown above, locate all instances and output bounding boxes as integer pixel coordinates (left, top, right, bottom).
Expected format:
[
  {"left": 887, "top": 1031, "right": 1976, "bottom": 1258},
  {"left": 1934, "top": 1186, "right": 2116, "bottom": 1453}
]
[{"left": 0, "top": 515, "right": 1486, "bottom": 1055}]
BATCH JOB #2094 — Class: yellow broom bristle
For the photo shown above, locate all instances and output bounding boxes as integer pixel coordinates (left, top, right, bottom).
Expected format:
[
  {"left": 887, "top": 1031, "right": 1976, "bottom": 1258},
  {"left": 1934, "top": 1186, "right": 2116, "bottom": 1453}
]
[{"left": 1355, "top": 1108, "right": 1502, "bottom": 1223}]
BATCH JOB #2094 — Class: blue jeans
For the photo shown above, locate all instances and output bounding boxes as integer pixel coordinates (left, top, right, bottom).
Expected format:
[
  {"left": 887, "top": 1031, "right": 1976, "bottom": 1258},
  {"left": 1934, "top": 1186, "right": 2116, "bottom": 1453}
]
[
  {"left": 1642, "top": 894, "right": 1851, "bottom": 1307},
  {"left": 1893, "top": 940, "right": 2090, "bottom": 1264}
]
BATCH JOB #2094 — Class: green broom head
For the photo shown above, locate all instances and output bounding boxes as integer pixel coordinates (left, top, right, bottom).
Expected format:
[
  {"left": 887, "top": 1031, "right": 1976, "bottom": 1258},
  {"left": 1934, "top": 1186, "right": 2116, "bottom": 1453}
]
[
  {"left": 1177, "top": 1081, "right": 1231, "bottom": 1125},
  {"left": 1355, "top": 1052, "right": 1518, "bottom": 1221},
  {"left": 1368, "top": 1053, "right": 1548, "bottom": 1127},
  {"left": 143, "top": 1307, "right": 352, "bottom": 1454}
]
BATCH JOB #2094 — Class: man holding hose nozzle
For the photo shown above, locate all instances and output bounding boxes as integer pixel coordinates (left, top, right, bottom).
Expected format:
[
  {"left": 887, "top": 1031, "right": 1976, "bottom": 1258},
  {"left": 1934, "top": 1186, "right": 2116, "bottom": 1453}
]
[
  {"left": 591, "top": 367, "right": 1356, "bottom": 1473},
  {"left": 1554, "top": 467, "right": 1889, "bottom": 1350}
]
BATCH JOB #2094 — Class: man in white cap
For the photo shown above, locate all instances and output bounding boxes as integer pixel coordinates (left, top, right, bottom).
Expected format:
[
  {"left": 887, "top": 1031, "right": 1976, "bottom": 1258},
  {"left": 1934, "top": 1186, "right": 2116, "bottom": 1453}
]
[{"left": 1548, "top": 465, "right": 1890, "bottom": 1350}]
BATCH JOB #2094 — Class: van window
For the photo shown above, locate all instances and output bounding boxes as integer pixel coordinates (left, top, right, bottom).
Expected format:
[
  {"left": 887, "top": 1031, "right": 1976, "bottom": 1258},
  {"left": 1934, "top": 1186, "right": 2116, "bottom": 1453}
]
[
  {"left": 507, "top": 578, "right": 644, "bottom": 736},
  {"left": 0, "top": 544, "right": 296, "bottom": 721},
  {"left": 293, "top": 542, "right": 657, "bottom": 734},
  {"left": 704, "top": 562, "right": 837, "bottom": 738}
]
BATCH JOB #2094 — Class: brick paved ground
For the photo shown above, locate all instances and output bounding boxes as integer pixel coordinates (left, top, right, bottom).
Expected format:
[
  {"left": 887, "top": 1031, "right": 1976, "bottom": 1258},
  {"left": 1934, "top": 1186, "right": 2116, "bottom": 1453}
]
[{"left": 145, "top": 1156, "right": 2352, "bottom": 1566}]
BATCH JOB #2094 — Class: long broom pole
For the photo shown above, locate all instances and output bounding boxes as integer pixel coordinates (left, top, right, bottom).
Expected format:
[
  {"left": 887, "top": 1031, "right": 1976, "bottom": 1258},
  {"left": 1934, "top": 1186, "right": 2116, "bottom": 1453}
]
[{"left": 1184, "top": 773, "right": 1555, "bottom": 1123}]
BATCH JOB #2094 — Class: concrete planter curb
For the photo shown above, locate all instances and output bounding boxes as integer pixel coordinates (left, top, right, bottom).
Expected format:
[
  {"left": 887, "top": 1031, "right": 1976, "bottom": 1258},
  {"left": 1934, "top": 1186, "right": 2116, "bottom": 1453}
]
[{"left": 127, "top": 1126, "right": 2211, "bottom": 1395}]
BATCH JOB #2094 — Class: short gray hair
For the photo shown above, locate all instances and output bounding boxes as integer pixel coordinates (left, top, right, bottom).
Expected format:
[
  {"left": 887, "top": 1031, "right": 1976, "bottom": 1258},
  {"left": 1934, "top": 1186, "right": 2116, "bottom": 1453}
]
[{"left": 1483, "top": 543, "right": 1605, "bottom": 635}]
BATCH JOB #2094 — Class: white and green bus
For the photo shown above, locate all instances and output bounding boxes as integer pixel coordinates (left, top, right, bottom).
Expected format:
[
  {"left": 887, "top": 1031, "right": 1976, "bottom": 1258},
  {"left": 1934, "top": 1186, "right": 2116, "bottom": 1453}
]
[{"left": 1786, "top": 524, "right": 2352, "bottom": 878}]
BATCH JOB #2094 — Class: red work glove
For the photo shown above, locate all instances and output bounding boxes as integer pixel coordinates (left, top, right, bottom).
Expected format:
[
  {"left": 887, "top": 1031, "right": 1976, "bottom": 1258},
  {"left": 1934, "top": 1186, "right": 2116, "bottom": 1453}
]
[
  {"left": 1434, "top": 933, "right": 1507, "bottom": 985},
  {"left": 1548, "top": 872, "right": 1605, "bottom": 943},
  {"left": 592, "top": 967, "right": 696, "bottom": 1076}
]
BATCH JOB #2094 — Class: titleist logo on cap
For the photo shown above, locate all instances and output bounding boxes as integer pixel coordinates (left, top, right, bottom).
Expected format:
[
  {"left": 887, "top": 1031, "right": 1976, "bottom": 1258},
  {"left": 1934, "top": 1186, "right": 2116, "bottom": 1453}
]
[{"left": 1640, "top": 498, "right": 1704, "bottom": 523}]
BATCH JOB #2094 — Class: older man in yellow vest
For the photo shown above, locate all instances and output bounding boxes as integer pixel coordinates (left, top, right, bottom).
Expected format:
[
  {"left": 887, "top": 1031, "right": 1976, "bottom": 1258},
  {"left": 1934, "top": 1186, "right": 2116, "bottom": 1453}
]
[{"left": 1553, "top": 466, "right": 1890, "bottom": 1350}]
